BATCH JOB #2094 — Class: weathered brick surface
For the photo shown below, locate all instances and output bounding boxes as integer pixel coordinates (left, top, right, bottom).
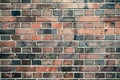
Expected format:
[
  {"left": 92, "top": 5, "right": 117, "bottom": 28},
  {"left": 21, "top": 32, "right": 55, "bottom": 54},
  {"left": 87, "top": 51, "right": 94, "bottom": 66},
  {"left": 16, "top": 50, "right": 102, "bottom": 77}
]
[{"left": 0, "top": 0, "right": 120, "bottom": 80}]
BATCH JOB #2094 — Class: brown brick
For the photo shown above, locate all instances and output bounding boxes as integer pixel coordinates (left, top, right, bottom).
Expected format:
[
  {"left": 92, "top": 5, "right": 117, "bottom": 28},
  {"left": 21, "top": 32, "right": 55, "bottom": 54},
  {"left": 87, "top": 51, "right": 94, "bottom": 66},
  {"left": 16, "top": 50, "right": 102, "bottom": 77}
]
[
  {"left": 63, "top": 60, "right": 72, "bottom": 65},
  {"left": 37, "top": 17, "right": 57, "bottom": 22},
  {"left": 79, "top": 16, "right": 100, "bottom": 22},
  {"left": 12, "top": 35, "right": 21, "bottom": 40},
  {"left": 43, "top": 47, "right": 52, "bottom": 53},
  {"left": 0, "top": 41, "right": 16, "bottom": 47},
  {"left": 85, "top": 73, "right": 94, "bottom": 78},
  {"left": 37, "top": 4, "right": 56, "bottom": 9},
  {"left": 101, "top": 17, "right": 120, "bottom": 22},
  {"left": 80, "top": 54, "right": 100, "bottom": 59},
  {"left": 16, "top": 29, "right": 36, "bottom": 35},
  {"left": 16, "top": 17, "right": 36, "bottom": 22},
  {"left": 52, "top": 22, "right": 62, "bottom": 28},
  {"left": 64, "top": 47, "right": 74, "bottom": 53},
  {"left": 42, "top": 35, "right": 53, "bottom": 40},
  {"left": 32, "top": 23, "right": 41, "bottom": 28},
  {"left": 33, "top": 73, "right": 42, "bottom": 78},
  {"left": 32, "top": 0, "right": 41, "bottom": 3},
  {"left": 16, "top": 67, "right": 35, "bottom": 72},
  {"left": 36, "top": 67, "right": 57, "bottom": 72}
]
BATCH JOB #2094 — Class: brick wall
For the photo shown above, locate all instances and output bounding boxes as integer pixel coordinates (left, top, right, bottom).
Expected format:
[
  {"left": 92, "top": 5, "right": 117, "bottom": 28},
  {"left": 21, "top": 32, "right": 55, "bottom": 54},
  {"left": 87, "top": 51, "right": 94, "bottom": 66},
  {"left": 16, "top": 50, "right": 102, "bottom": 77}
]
[{"left": 0, "top": 0, "right": 120, "bottom": 80}]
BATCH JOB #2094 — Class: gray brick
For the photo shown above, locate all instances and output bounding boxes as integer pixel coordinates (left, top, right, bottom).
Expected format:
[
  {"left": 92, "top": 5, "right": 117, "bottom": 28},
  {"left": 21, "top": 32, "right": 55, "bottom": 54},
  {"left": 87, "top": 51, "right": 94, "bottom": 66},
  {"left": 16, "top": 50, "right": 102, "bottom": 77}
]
[
  {"left": 37, "top": 29, "right": 57, "bottom": 34},
  {"left": 58, "top": 54, "right": 79, "bottom": 59},
  {"left": 53, "top": 10, "right": 62, "bottom": 16},
  {"left": 59, "top": 17, "right": 76, "bottom": 22},
  {"left": 95, "top": 60, "right": 105, "bottom": 65},
  {"left": 85, "top": 60, "right": 94, "bottom": 65},
  {"left": 57, "top": 41, "right": 78, "bottom": 47},
  {"left": 74, "top": 10, "right": 83, "bottom": 16}
]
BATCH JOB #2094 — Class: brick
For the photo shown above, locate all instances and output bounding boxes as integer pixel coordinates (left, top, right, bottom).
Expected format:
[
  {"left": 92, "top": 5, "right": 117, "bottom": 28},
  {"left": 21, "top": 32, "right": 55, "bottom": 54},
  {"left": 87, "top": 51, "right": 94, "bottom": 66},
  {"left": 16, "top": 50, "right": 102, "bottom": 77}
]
[
  {"left": 59, "top": 17, "right": 76, "bottom": 22},
  {"left": 52, "top": 0, "right": 62, "bottom": 2},
  {"left": 1, "top": 35, "right": 10, "bottom": 40},
  {"left": 95, "top": 73, "right": 105, "bottom": 78},
  {"left": 80, "top": 54, "right": 99, "bottom": 59},
  {"left": 0, "top": 54, "right": 15, "bottom": 59},
  {"left": 22, "top": 73, "right": 32, "bottom": 78},
  {"left": 74, "top": 73, "right": 83, "bottom": 78},
  {"left": 43, "top": 47, "right": 52, "bottom": 53},
  {"left": 42, "top": 23, "right": 51, "bottom": 28},
  {"left": 0, "top": 17, "right": 16, "bottom": 22},
  {"left": 79, "top": 16, "right": 100, "bottom": 22},
  {"left": 37, "top": 4, "right": 57, "bottom": 9},
  {"left": 101, "top": 17, "right": 120, "bottom": 22},
  {"left": 16, "top": 54, "right": 35, "bottom": 59},
  {"left": 53, "top": 60, "right": 62, "bottom": 65},
  {"left": 43, "top": 73, "right": 52, "bottom": 78},
  {"left": 64, "top": 10, "right": 74, "bottom": 16},
  {"left": 22, "top": 10, "right": 31, "bottom": 16},
  {"left": 106, "top": 73, "right": 115, "bottom": 78},
  {"left": 41, "top": 60, "right": 52, "bottom": 65},
  {"left": 59, "top": 29, "right": 76, "bottom": 34},
  {"left": 52, "top": 22, "right": 62, "bottom": 28},
  {"left": 32, "top": 48, "right": 41, "bottom": 53},
  {"left": 53, "top": 10, "right": 62, "bottom": 16},
  {"left": 37, "top": 29, "right": 57, "bottom": 34},
  {"left": 1, "top": 0, "right": 10, "bottom": 3},
  {"left": 64, "top": 47, "right": 74, "bottom": 53},
  {"left": 64, "top": 73, "right": 73, "bottom": 78},
  {"left": 63, "top": 60, "right": 72, "bottom": 65},
  {"left": 0, "top": 4, "right": 15, "bottom": 10},
  {"left": 32, "top": 23, "right": 41, "bottom": 28},
  {"left": 32, "top": 35, "right": 41, "bottom": 40},
  {"left": 81, "top": 67, "right": 99, "bottom": 72},
  {"left": 33, "top": 73, "right": 42, "bottom": 78},
  {"left": 95, "top": 60, "right": 105, "bottom": 65},
  {"left": 16, "top": 4, "right": 36, "bottom": 9},
  {"left": 12, "top": 10, "right": 21, "bottom": 16},
  {"left": 101, "top": 4, "right": 115, "bottom": 9},
  {"left": 85, "top": 73, "right": 94, "bottom": 78},
  {"left": 58, "top": 4, "right": 78, "bottom": 9},
  {"left": 12, "top": 35, "right": 21, "bottom": 40},
  {"left": 16, "top": 17, "right": 36, "bottom": 22},
  {"left": 16, "top": 67, "right": 35, "bottom": 72},
  {"left": 0, "top": 29, "right": 15, "bottom": 34},
  {"left": 32, "top": 0, "right": 41, "bottom": 3},
  {"left": 37, "top": 17, "right": 57, "bottom": 22},
  {"left": 74, "top": 60, "right": 83, "bottom": 65},
  {"left": 22, "top": 0, "right": 31, "bottom": 3},
  {"left": 0, "top": 41, "right": 16, "bottom": 47},
  {"left": 58, "top": 54, "right": 79, "bottom": 59},
  {"left": 22, "top": 60, "right": 31, "bottom": 65},
  {"left": 36, "top": 67, "right": 57, "bottom": 72},
  {"left": 16, "top": 29, "right": 35, "bottom": 35},
  {"left": 12, "top": 48, "right": 21, "bottom": 53}
]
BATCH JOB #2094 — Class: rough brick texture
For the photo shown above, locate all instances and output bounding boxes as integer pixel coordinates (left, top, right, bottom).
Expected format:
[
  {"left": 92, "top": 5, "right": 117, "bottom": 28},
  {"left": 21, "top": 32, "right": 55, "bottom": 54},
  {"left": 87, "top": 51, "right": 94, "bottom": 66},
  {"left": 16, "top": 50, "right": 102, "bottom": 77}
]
[{"left": 0, "top": 0, "right": 120, "bottom": 80}]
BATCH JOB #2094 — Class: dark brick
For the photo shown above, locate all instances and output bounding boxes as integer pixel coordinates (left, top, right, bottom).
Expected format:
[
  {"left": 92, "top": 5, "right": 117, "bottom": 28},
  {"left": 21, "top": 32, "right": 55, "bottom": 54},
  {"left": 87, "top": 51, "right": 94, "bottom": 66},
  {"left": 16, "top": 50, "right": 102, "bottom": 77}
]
[
  {"left": 59, "top": 17, "right": 76, "bottom": 22},
  {"left": 42, "top": 23, "right": 51, "bottom": 28},
  {"left": 105, "top": 48, "right": 115, "bottom": 53},
  {"left": 74, "top": 60, "right": 83, "bottom": 65},
  {"left": 117, "top": 73, "right": 120, "bottom": 78},
  {"left": 22, "top": 0, "right": 31, "bottom": 3},
  {"left": 16, "top": 41, "right": 36, "bottom": 47},
  {"left": 95, "top": 73, "right": 105, "bottom": 78},
  {"left": 12, "top": 35, "right": 21, "bottom": 40},
  {"left": 85, "top": 60, "right": 94, "bottom": 65},
  {"left": 0, "top": 29, "right": 15, "bottom": 34},
  {"left": 1, "top": 73, "right": 12, "bottom": 78},
  {"left": 16, "top": 17, "right": 36, "bottom": 22},
  {"left": 22, "top": 60, "right": 31, "bottom": 65},
  {"left": 1, "top": 0, "right": 10, "bottom": 3},
  {"left": 32, "top": 48, "right": 41, "bottom": 53},
  {"left": 37, "top": 29, "right": 57, "bottom": 34},
  {"left": 42, "top": 0, "right": 51, "bottom": 3},
  {"left": 75, "top": 48, "right": 84, "bottom": 53},
  {"left": 79, "top": 42, "right": 88, "bottom": 47},
  {"left": 12, "top": 60, "right": 21, "bottom": 65},
  {"left": 53, "top": 48, "right": 63, "bottom": 53},
  {"left": 64, "top": 10, "right": 74, "bottom": 16},
  {"left": 36, "top": 54, "right": 58, "bottom": 59},
  {"left": 116, "top": 0, "right": 120, "bottom": 2},
  {"left": 94, "top": 0, "right": 104, "bottom": 2},
  {"left": 43, "top": 73, "right": 52, "bottom": 78},
  {"left": 95, "top": 60, "right": 105, "bottom": 65},
  {"left": 1, "top": 35, "right": 10, "bottom": 40},
  {"left": 84, "top": 0, "right": 88, "bottom": 2},
  {"left": 74, "top": 73, "right": 83, "bottom": 78},
  {"left": 12, "top": 73, "right": 21, "bottom": 78},
  {"left": 37, "top": 4, "right": 57, "bottom": 9},
  {"left": 57, "top": 42, "right": 78, "bottom": 47},
  {"left": 37, "top": 41, "right": 56, "bottom": 47},
  {"left": 61, "top": 67, "right": 78, "bottom": 72},
  {"left": 0, "top": 67, "right": 14, "bottom": 72},
  {"left": 101, "top": 4, "right": 115, "bottom": 9},
  {"left": 106, "top": 73, "right": 115, "bottom": 78},
  {"left": 12, "top": 10, "right": 21, "bottom": 16},
  {"left": 84, "top": 35, "right": 94, "bottom": 40},
  {"left": 85, "top": 48, "right": 94, "bottom": 53},
  {"left": 53, "top": 10, "right": 62, "bottom": 16},
  {"left": 116, "top": 48, "right": 120, "bottom": 52},
  {"left": 95, "top": 10, "right": 104, "bottom": 16},
  {"left": 32, "top": 60, "right": 41, "bottom": 65},
  {"left": 0, "top": 54, "right": 14, "bottom": 59},
  {"left": 12, "top": 48, "right": 21, "bottom": 53},
  {"left": 105, "top": 0, "right": 115, "bottom": 2},
  {"left": 74, "top": 35, "right": 83, "bottom": 40},
  {"left": 23, "top": 48, "right": 31, "bottom": 53},
  {"left": 101, "top": 66, "right": 119, "bottom": 72},
  {"left": 16, "top": 54, "right": 35, "bottom": 59}
]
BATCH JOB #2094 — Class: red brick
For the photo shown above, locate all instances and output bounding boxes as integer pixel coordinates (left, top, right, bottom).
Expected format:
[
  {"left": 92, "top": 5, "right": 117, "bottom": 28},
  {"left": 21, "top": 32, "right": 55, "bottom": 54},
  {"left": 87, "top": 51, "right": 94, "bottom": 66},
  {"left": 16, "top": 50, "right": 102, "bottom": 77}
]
[
  {"left": 32, "top": 35, "right": 41, "bottom": 40},
  {"left": 115, "top": 28, "right": 120, "bottom": 34},
  {"left": 80, "top": 54, "right": 99, "bottom": 59},
  {"left": 115, "top": 3, "right": 120, "bottom": 8},
  {"left": 87, "top": 3, "right": 100, "bottom": 9},
  {"left": 53, "top": 60, "right": 62, "bottom": 65},
  {"left": 16, "top": 29, "right": 36, "bottom": 35},
  {"left": 33, "top": 73, "right": 42, "bottom": 78},
  {"left": 22, "top": 35, "right": 31, "bottom": 40},
  {"left": 77, "top": 29, "right": 89, "bottom": 34},
  {"left": 100, "top": 29, "right": 115, "bottom": 34},
  {"left": 59, "top": 29, "right": 76, "bottom": 34},
  {"left": 42, "top": 35, "right": 53, "bottom": 40},
  {"left": 52, "top": 22, "right": 62, "bottom": 28},
  {"left": 0, "top": 17, "right": 15, "bottom": 22},
  {"left": 79, "top": 16, "right": 100, "bottom": 22},
  {"left": 36, "top": 67, "right": 57, "bottom": 72},
  {"left": 64, "top": 47, "right": 74, "bottom": 53},
  {"left": 101, "top": 17, "right": 120, "bottom": 22},
  {"left": 116, "top": 22, "right": 120, "bottom": 28},
  {"left": 32, "top": 23, "right": 41, "bottom": 28},
  {"left": 1, "top": 47, "right": 10, "bottom": 53},
  {"left": 0, "top": 41, "right": 16, "bottom": 47}
]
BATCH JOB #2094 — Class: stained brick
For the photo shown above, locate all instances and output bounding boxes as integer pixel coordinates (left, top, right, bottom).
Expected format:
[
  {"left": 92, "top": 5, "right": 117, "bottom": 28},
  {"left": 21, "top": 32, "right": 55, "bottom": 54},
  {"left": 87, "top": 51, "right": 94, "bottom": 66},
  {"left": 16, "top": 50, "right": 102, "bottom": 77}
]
[
  {"left": 37, "top": 29, "right": 57, "bottom": 34},
  {"left": 16, "top": 17, "right": 36, "bottom": 22},
  {"left": 59, "top": 17, "right": 76, "bottom": 22}
]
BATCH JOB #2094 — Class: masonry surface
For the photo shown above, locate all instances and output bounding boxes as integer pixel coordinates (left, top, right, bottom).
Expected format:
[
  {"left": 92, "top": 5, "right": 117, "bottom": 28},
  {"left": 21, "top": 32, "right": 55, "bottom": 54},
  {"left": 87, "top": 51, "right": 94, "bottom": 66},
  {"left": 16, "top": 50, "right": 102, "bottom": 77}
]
[{"left": 0, "top": 0, "right": 120, "bottom": 80}]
